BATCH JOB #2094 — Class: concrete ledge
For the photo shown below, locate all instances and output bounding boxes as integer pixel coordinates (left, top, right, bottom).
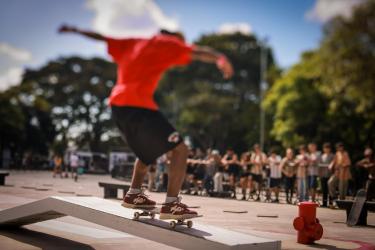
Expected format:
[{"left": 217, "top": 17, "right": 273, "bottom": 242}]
[{"left": 0, "top": 196, "right": 281, "bottom": 250}]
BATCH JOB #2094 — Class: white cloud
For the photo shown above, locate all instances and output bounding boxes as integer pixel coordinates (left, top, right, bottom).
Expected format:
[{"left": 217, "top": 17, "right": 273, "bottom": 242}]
[
  {"left": 85, "top": 0, "right": 179, "bottom": 37},
  {"left": 306, "top": 0, "right": 365, "bottom": 23},
  {"left": 0, "top": 43, "right": 31, "bottom": 91},
  {"left": 0, "top": 67, "right": 24, "bottom": 91},
  {"left": 0, "top": 42, "right": 32, "bottom": 62},
  {"left": 217, "top": 22, "right": 252, "bottom": 35}
]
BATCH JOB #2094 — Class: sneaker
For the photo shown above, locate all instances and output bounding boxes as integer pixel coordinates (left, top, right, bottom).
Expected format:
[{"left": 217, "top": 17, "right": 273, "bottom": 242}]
[
  {"left": 122, "top": 191, "right": 156, "bottom": 209},
  {"left": 160, "top": 197, "right": 198, "bottom": 220}
]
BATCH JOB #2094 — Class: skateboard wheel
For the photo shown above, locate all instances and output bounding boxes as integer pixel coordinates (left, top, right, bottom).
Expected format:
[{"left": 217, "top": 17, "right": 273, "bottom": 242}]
[
  {"left": 169, "top": 221, "right": 176, "bottom": 229},
  {"left": 187, "top": 220, "right": 193, "bottom": 228},
  {"left": 134, "top": 212, "right": 140, "bottom": 220}
]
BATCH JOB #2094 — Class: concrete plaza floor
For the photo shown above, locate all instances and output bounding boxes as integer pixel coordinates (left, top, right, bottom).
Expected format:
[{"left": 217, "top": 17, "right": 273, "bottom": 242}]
[{"left": 0, "top": 170, "right": 374, "bottom": 250}]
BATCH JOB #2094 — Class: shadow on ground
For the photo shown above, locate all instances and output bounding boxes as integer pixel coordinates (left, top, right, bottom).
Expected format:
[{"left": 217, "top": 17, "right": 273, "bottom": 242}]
[{"left": 0, "top": 227, "right": 94, "bottom": 249}]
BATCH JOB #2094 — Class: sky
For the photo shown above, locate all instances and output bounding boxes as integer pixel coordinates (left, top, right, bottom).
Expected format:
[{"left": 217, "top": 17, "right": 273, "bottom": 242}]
[{"left": 0, "top": 0, "right": 365, "bottom": 91}]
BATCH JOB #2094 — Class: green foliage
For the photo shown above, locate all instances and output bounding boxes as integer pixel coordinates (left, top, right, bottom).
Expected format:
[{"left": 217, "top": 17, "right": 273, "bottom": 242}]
[
  {"left": 1, "top": 57, "right": 117, "bottom": 155},
  {"left": 157, "top": 32, "right": 278, "bottom": 151},
  {"left": 264, "top": 0, "right": 375, "bottom": 155},
  {"left": 319, "top": 0, "right": 375, "bottom": 117},
  {"left": 263, "top": 52, "right": 326, "bottom": 147},
  {"left": 0, "top": 93, "right": 26, "bottom": 151}
]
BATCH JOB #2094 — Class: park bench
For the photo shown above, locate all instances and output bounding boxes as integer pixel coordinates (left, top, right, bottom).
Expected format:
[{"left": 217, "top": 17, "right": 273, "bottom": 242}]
[
  {"left": 98, "top": 182, "right": 130, "bottom": 199},
  {"left": 208, "top": 190, "right": 233, "bottom": 198},
  {"left": 336, "top": 200, "right": 375, "bottom": 226},
  {"left": 0, "top": 171, "right": 9, "bottom": 185}
]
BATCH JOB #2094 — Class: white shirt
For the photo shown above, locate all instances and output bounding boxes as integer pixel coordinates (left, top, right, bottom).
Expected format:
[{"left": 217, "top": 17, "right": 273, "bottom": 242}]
[
  {"left": 308, "top": 151, "right": 321, "bottom": 176},
  {"left": 70, "top": 154, "right": 79, "bottom": 168},
  {"left": 268, "top": 155, "right": 282, "bottom": 178}
]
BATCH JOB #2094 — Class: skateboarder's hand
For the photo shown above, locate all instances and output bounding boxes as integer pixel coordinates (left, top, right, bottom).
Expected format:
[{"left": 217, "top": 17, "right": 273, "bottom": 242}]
[
  {"left": 58, "top": 24, "right": 78, "bottom": 33},
  {"left": 216, "top": 56, "right": 234, "bottom": 79}
]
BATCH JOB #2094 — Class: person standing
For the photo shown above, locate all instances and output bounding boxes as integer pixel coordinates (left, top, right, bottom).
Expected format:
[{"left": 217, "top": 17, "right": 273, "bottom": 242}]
[
  {"left": 203, "top": 150, "right": 218, "bottom": 195},
  {"left": 268, "top": 149, "right": 282, "bottom": 203},
  {"left": 328, "top": 142, "right": 351, "bottom": 202},
  {"left": 239, "top": 152, "right": 252, "bottom": 200},
  {"left": 281, "top": 148, "right": 296, "bottom": 204},
  {"left": 53, "top": 154, "right": 63, "bottom": 178},
  {"left": 296, "top": 145, "right": 309, "bottom": 202},
  {"left": 59, "top": 25, "right": 233, "bottom": 219},
  {"left": 222, "top": 148, "right": 240, "bottom": 199},
  {"left": 69, "top": 152, "right": 79, "bottom": 182},
  {"left": 319, "top": 143, "right": 335, "bottom": 207},
  {"left": 250, "top": 144, "right": 267, "bottom": 201},
  {"left": 307, "top": 143, "right": 320, "bottom": 202},
  {"left": 213, "top": 153, "right": 225, "bottom": 193}
]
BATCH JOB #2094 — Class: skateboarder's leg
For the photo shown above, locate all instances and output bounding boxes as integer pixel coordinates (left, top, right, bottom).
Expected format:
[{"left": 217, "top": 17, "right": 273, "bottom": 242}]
[
  {"left": 161, "top": 142, "right": 198, "bottom": 219},
  {"left": 123, "top": 159, "right": 157, "bottom": 208},
  {"left": 167, "top": 142, "right": 189, "bottom": 197},
  {"left": 130, "top": 159, "right": 148, "bottom": 189}
]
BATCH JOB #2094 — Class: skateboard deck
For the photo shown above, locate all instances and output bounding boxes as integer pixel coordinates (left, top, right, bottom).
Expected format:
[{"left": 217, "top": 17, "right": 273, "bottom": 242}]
[
  {"left": 122, "top": 205, "right": 202, "bottom": 229},
  {"left": 347, "top": 189, "right": 366, "bottom": 226}
]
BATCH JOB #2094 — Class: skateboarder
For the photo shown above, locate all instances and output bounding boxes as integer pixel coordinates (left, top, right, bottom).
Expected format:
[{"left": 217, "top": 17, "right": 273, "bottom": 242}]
[{"left": 58, "top": 25, "right": 234, "bottom": 219}]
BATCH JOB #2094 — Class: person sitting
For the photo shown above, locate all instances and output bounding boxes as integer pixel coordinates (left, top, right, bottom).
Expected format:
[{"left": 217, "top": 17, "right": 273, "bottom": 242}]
[{"left": 356, "top": 147, "right": 375, "bottom": 201}]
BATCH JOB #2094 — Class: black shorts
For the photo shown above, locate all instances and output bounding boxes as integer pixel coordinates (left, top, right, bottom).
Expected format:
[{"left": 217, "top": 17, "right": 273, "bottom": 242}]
[
  {"left": 252, "top": 174, "right": 262, "bottom": 183},
  {"left": 241, "top": 172, "right": 250, "bottom": 178},
  {"left": 270, "top": 178, "right": 281, "bottom": 188},
  {"left": 227, "top": 165, "right": 240, "bottom": 176},
  {"left": 111, "top": 106, "right": 183, "bottom": 165},
  {"left": 186, "top": 165, "right": 195, "bottom": 175}
]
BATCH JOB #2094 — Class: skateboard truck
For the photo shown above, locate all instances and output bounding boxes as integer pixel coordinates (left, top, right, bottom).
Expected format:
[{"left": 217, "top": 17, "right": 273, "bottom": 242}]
[
  {"left": 169, "top": 219, "right": 193, "bottom": 229},
  {"left": 133, "top": 210, "right": 156, "bottom": 220}
]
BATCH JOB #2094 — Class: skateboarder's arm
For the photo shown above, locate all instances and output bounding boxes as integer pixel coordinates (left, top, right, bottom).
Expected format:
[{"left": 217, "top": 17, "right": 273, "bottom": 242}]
[
  {"left": 58, "top": 24, "right": 106, "bottom": 41},
  {"left": 192, "top": 46, "right": 234, "bottom": 79}
]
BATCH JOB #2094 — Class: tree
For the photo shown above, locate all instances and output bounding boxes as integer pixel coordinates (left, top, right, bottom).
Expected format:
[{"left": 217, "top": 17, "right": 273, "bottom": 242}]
[
  {"left": 157, "top": 32, "right": 278, "bottom": 152},
  {"left": 318, "top": 0, "right": 375, "bottom": 151},
  {"left": 20, "top": 57, "right": 117, "bottom": 152},
  {"left": 264, "top": 0, "right": 375, "bottom": 155},
  {"left": 263, "top": 51, "right": 327, "bottom": 147}
]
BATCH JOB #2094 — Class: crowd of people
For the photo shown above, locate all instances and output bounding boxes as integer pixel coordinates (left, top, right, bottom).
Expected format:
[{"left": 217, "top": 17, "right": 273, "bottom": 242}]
[{"left": 148, "top": 143, "right": 375, "bottom": 207}]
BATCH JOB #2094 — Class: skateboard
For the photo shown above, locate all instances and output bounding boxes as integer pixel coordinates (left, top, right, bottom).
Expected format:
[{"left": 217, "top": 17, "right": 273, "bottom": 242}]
[
  {"left": 347, "top": 189, "right": 366, "bottom": 226},
  {"left": 128, "top": 206, "right": 201, "bottom": 229}
]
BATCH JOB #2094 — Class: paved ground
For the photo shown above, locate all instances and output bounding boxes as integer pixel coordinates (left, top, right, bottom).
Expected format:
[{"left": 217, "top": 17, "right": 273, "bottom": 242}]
[{"left": 0, "top": 170, "right": 374, "bottom": 250}]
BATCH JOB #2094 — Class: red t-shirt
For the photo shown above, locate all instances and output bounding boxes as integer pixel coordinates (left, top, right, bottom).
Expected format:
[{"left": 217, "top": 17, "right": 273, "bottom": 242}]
[{"left": 106, "top": 34, "right": 193, "bottom": 110}]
